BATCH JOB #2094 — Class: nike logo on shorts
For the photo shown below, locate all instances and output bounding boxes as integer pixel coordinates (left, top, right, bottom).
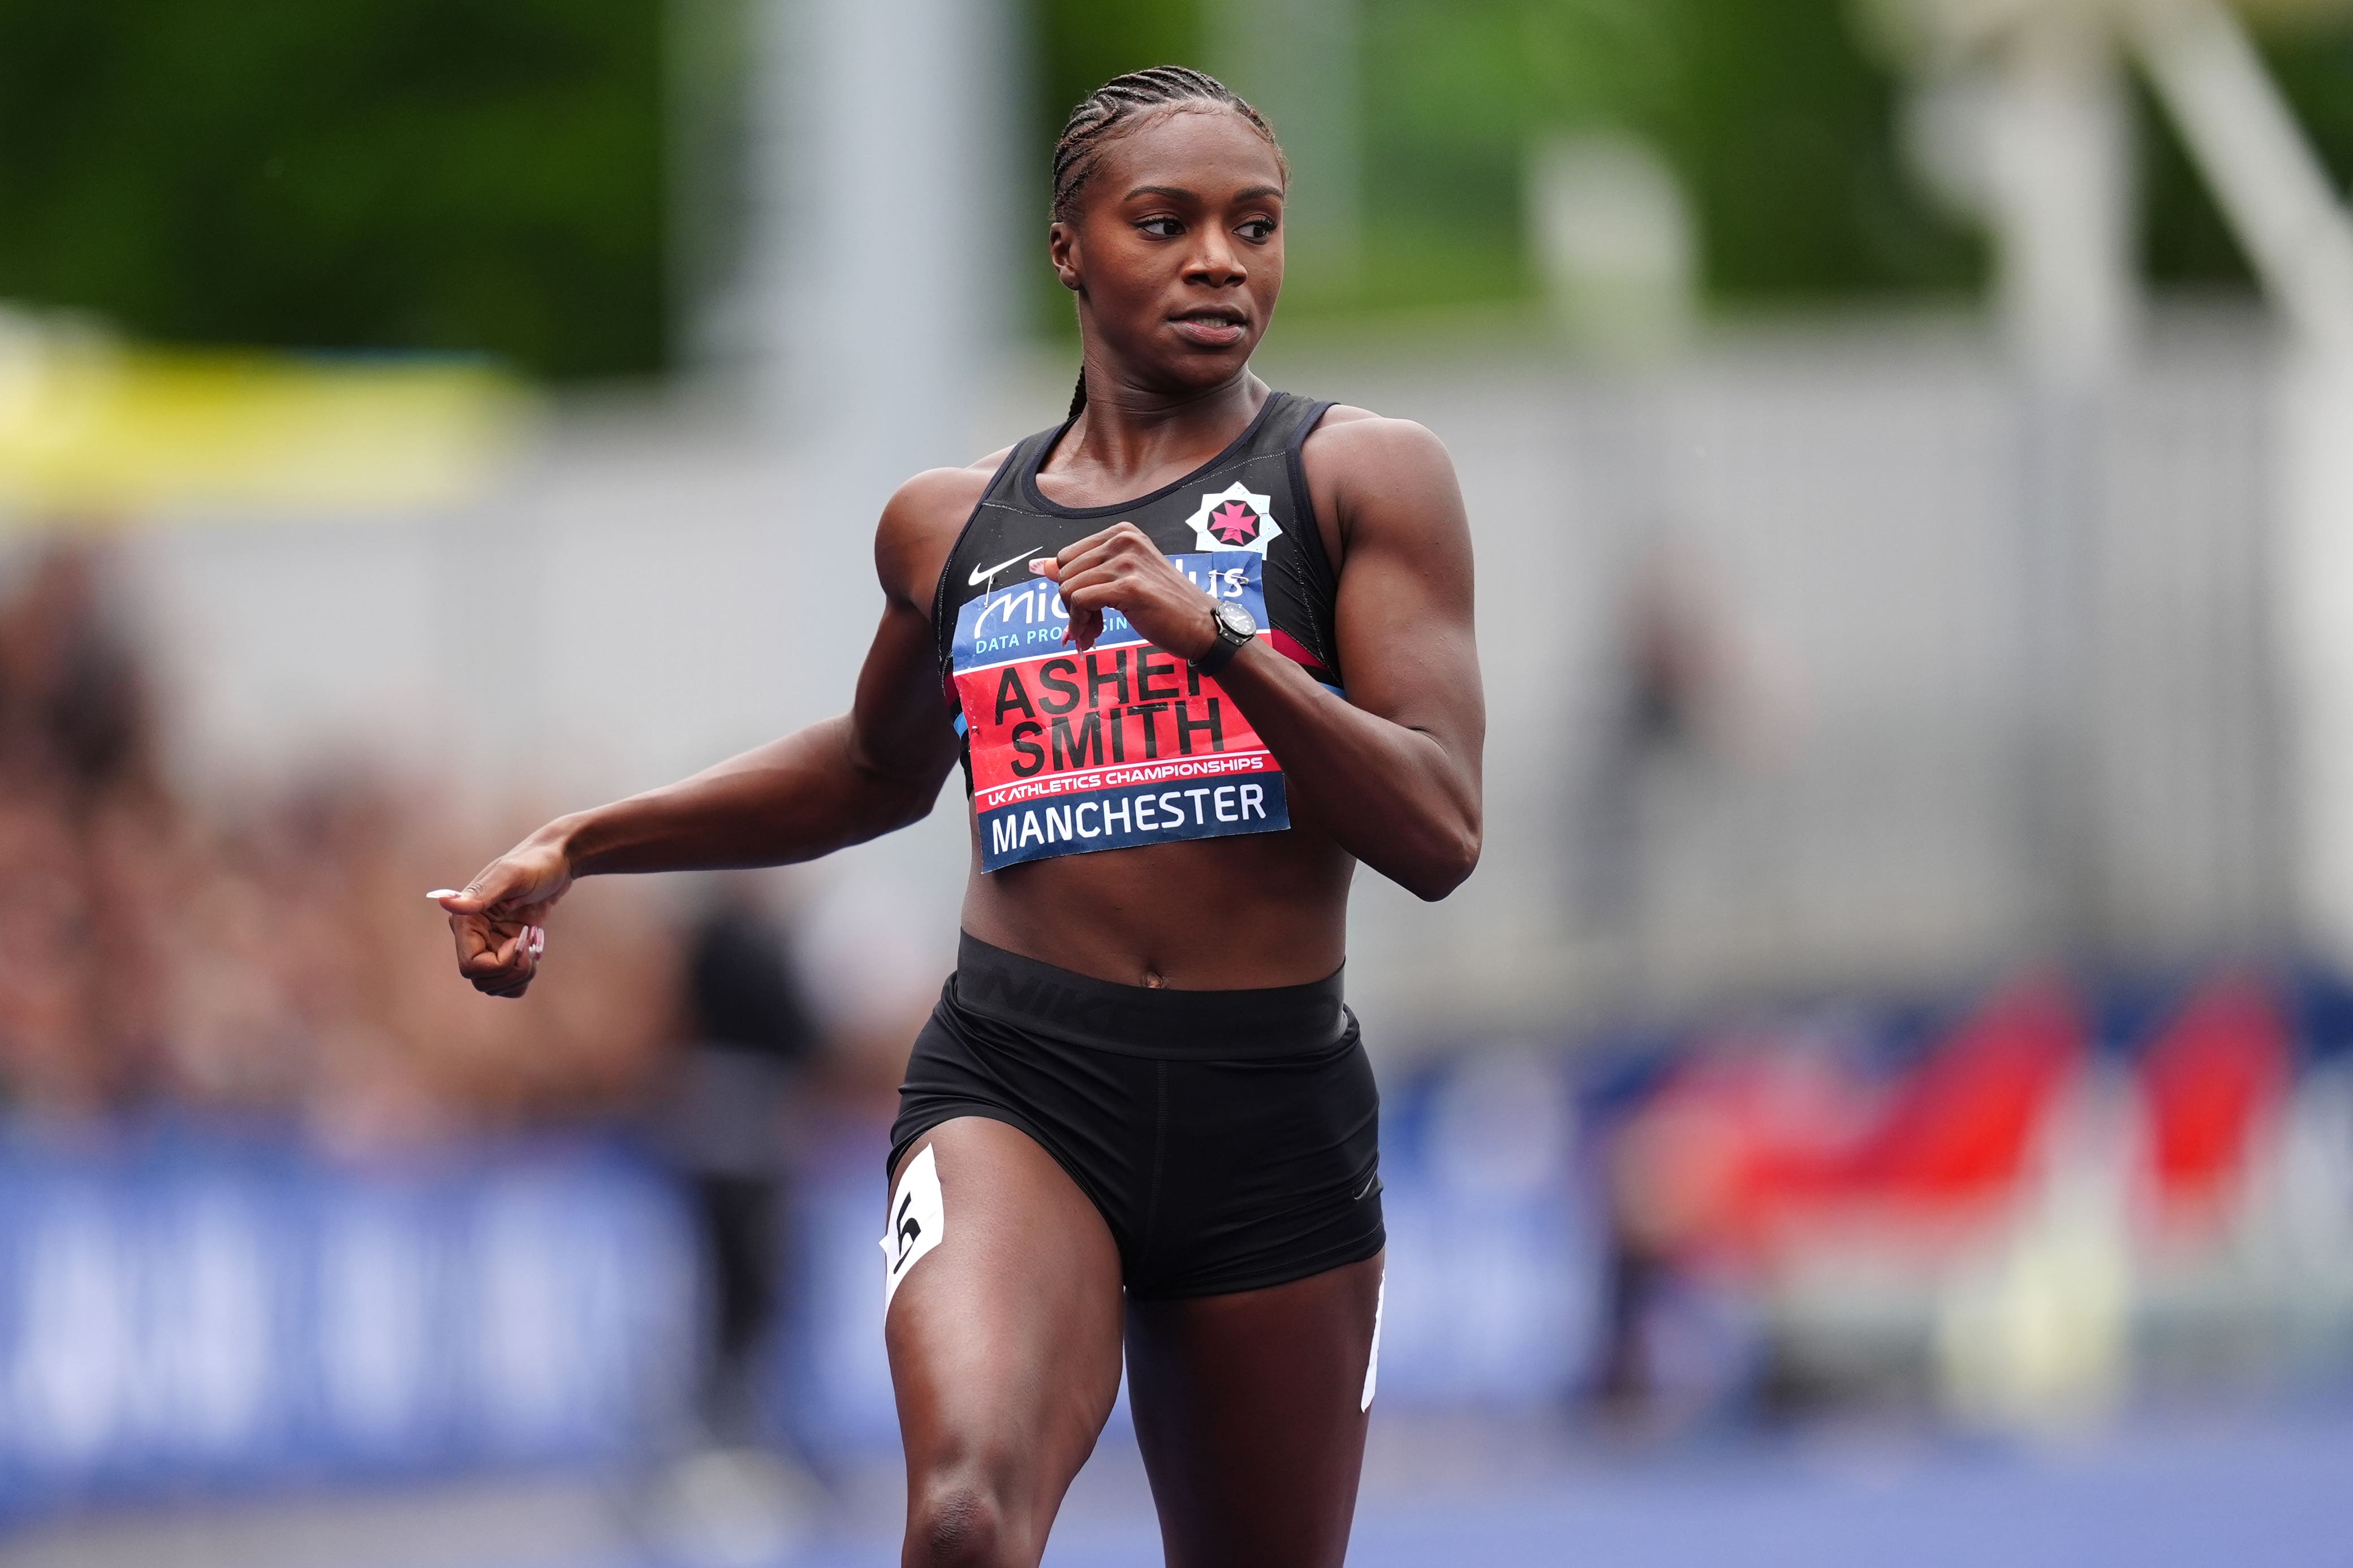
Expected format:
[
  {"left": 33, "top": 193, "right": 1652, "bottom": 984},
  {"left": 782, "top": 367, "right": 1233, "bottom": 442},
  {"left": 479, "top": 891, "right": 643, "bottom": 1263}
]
[{"left": 968, "top": 551, "right": 1038, "bottom": 588}]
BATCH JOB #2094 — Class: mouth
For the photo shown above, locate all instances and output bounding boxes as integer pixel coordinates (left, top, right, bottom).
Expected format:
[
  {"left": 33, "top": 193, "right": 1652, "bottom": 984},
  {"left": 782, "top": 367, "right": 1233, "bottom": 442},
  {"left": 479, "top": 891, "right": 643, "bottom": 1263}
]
[{"left": 1168, "top": 307, "right": 1249, "bottom": 349}]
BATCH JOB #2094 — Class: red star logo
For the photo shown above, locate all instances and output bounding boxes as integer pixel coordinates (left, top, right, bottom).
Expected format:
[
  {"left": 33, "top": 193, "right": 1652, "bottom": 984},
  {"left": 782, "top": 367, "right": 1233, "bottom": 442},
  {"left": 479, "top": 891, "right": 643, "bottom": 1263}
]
[{"left": 1207, "top": 500, "right": 1260, "bottom": 545}]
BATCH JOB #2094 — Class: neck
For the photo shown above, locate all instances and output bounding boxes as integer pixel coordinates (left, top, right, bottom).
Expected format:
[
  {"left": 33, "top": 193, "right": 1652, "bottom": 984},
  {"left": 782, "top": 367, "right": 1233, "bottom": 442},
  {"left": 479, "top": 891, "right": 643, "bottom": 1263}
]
[{"left": 1066, "top": 356, "right": 1266, "bottom": 482}]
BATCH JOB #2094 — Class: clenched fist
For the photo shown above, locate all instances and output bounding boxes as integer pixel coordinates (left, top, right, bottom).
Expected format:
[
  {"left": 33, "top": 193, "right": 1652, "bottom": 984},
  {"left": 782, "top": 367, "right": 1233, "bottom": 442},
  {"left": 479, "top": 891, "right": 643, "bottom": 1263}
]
[
  {"left": 430, "top": 831, "right": 574, "bottom": 999},
  {"left": 1033, "top": 522, "right": 1222, "bottom": 660}
]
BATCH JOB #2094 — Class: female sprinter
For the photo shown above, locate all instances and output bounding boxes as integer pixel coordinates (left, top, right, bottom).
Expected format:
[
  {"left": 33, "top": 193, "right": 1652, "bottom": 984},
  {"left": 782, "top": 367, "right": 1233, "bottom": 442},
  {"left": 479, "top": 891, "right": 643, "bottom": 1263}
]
[{"left": 436, "top": 66, "right": 1482, "bottom": 1568}]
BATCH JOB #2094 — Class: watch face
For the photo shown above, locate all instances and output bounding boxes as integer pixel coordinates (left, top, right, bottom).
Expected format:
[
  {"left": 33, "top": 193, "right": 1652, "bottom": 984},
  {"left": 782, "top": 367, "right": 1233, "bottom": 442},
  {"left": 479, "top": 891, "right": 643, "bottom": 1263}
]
[{"left": 1215, "top": 601, "right": 1257, "bottom": 641}]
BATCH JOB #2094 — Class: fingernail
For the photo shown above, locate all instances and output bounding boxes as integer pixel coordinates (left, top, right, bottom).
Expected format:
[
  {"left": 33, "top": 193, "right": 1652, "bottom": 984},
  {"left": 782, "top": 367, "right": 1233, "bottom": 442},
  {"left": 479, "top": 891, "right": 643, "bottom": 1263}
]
[
  {"left": 428, "top": 889, "right": 459, "bottom": 901},
  {"left": 1029, "top": 559, "right": 1050, "bottom": 574}
]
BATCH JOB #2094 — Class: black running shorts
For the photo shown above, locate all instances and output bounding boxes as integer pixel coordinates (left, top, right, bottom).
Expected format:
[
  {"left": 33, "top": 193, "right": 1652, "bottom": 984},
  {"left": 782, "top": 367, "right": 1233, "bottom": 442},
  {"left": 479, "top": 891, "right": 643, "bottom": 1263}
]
[{"left": 889, "top": 935, "right": 1385, "bottom": 1299}]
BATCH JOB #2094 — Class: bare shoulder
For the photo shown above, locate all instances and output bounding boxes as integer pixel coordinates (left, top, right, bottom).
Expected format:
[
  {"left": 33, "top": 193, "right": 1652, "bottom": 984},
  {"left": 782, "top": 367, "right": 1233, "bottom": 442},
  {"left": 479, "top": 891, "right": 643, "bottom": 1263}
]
[
  {"left": 874, "top": 446, "right": 1013, "bottom": 604},
  {"left": 1298, "top": 405, "right": 1466, "bottom": 558},
  {"left": 1300, "top": 404, "right": 1455, "bottom": 481}
]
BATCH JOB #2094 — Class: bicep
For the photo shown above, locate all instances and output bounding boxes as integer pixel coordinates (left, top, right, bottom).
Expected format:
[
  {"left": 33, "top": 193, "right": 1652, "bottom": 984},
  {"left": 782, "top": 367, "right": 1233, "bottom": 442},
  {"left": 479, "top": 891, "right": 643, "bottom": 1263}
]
[{"left": 1328, "top": 427, "right": 1484, "bottom": 763}]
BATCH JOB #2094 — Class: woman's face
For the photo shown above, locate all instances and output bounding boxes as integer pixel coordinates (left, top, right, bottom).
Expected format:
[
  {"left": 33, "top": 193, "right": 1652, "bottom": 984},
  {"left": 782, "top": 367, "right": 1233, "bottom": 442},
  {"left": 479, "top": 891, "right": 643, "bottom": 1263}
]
[{"left": 1051, "top": 106, "right": 1286, "bottom": 398}]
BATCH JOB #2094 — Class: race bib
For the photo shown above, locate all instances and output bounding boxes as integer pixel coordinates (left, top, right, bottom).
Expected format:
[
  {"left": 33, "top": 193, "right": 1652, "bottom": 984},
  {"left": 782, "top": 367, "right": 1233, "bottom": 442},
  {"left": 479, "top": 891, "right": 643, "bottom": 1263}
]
[{"left": 949, "top": 551, "right": 1291, "bottom": 872}]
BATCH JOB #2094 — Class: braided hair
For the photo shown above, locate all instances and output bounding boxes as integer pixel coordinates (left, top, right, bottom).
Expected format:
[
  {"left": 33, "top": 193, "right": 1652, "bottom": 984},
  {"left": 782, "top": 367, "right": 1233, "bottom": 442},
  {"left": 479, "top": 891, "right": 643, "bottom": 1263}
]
[{"left": 1051, "top": 67, "right": 1287, "bottom": 418}]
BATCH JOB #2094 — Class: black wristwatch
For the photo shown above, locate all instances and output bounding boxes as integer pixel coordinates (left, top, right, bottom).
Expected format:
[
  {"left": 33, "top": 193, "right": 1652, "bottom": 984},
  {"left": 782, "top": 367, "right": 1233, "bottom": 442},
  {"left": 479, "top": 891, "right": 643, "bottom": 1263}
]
[{"left": 1192, "top": 599, "right": 1257, "bottom": 677}]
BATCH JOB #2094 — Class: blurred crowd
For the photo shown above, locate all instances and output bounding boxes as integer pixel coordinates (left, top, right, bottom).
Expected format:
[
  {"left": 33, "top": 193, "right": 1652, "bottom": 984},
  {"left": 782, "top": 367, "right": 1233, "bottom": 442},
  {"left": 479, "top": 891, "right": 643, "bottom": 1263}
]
[
  {"left": 0, "top": 541, "right": 680, "bottom": 1145},
  {"left": 1587, "top": 971, "right": 2353, "bottom": 1432}
]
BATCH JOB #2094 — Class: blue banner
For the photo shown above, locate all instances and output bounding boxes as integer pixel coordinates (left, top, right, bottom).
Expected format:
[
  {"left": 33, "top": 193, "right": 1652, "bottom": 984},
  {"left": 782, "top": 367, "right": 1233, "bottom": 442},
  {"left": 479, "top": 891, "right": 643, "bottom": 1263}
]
[{"left": 0, "top": 1129, "right": 693, "bottom": 1518}]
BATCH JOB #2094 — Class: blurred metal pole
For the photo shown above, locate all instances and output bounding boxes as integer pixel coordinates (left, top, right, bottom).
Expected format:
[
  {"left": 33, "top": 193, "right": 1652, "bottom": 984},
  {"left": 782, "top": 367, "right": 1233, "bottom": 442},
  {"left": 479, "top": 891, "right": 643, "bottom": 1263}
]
[
  {"left": 703, "top": 0, "right": 1023, "bottom": 951},
  {"left": 1981, "top": 19, "right": 2141, "bottom": 381},
  {"left": 1205, "top": 0, "right": 1364, "bottom": 283},
  {"left": 743, "top": 0, "right": 1021, "bottom": 521},
  {"left": 2132, "top": 1, "right": 2353, "bottom": 962},
  {"left": 2281, "top": 354, "right": 2353, "bottom": 962},
  {"left": 667, "top": 0, "right": 756, "bottom": 372},
  {"left": 1886, "top": 1, "right": 2142, "bottom": 955},
  {"left": 1981, "top": 17, "right": 2137, "bottom": 956},
  {"left": 2131, "top": 1, "right": 2353, "bottom": 353}
]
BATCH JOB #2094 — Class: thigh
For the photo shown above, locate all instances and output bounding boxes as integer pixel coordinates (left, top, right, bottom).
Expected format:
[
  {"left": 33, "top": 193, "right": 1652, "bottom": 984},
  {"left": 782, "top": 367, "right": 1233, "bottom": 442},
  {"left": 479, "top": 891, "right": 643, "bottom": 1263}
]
[
  {"left": 1124, "top": 1252, "right": 1385, "bottom": 1568},
  {"left": 886, "top": 1116, "right": 1126, "bottom": 1567}
]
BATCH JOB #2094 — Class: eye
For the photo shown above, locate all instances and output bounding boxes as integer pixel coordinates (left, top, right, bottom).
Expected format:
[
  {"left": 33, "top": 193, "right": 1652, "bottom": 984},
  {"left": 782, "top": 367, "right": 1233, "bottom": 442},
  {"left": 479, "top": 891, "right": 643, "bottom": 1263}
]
[
  {"left": 1136, "top": 217, "right": 1183, "bottom": 239},
  {"left": 1238, "top": 217, "right": 1278, "bottom": 243}
]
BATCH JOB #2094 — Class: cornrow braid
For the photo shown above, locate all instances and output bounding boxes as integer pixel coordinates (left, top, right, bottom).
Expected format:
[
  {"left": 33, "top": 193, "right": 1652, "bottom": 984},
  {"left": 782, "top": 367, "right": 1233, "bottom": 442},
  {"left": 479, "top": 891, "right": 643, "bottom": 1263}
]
[{"left": 1053, "top": 66, "right": 1287, "bottom": 418}]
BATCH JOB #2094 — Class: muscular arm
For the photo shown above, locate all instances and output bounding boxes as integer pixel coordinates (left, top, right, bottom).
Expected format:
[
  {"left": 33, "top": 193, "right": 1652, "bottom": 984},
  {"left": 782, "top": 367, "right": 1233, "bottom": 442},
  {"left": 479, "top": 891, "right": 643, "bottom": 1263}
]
[
  {"left": 1221, "top": 415, "right": 1483, "bottom": 899},
  {"left": 1044, "top": 414, "right": 1483, "bottom": 901},
  {"left": 437, "top": 464, "right": 981, "bottom": 995}
]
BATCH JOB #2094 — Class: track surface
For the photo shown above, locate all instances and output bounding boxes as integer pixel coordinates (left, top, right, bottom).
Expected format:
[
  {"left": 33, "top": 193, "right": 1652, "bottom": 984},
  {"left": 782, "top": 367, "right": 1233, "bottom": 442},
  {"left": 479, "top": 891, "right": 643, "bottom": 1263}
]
[{"left": 770, "top": 1409, "right": 2353, "bottom": 1568}]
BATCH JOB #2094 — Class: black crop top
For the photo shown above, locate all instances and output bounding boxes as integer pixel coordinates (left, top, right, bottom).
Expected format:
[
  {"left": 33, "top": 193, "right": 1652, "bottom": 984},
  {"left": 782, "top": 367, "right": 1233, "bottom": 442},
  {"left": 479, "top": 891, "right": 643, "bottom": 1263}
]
[{"left": 932, "top": 391, "right": 1343, "bottom": 871}]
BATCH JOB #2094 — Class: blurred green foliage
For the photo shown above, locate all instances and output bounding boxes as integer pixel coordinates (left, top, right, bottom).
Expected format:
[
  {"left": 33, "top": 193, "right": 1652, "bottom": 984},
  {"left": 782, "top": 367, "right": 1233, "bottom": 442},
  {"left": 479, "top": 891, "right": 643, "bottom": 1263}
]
[
  {"left": 0, "top": 1, "right": 2346, "bottom": 375},
  {"left": 1344, "top": 0, "right": 1984, "bottom": 318},
  {"left": 1027, "top": 0, "right": 1205, "bottom": 332},
  {"left": 0, "top": 0, "right": 663, "bottom": 379},
  {"left": 1030, "top": 0, "right": 2353, "bottom": 328},
  {"left": 1036, "top": 0, "right": 1204, "bottom": 155},
  {"left": 1021, "top": 0, "right": 1995, "bottom": 324}
]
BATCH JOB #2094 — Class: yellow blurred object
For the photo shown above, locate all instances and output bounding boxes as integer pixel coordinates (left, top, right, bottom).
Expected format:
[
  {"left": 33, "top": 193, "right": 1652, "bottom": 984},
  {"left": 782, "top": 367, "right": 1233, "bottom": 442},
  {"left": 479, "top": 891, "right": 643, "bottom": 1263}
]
[{"left": 0, "top": 312, "right": 532, "bottom": 521}]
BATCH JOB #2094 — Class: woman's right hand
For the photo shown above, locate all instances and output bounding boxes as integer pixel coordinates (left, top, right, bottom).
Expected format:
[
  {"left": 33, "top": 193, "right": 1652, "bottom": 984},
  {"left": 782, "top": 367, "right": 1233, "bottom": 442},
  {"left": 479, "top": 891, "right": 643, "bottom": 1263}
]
[{"left": 430, "top": 828, "right": 576, "bottom": 999}]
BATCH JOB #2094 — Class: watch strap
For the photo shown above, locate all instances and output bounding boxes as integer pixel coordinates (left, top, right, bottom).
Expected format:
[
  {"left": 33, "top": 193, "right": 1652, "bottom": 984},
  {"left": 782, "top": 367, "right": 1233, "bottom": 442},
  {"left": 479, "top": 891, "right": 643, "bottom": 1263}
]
[{"left": 1192, "top": 626, "right": 1243, "bottom": 677}]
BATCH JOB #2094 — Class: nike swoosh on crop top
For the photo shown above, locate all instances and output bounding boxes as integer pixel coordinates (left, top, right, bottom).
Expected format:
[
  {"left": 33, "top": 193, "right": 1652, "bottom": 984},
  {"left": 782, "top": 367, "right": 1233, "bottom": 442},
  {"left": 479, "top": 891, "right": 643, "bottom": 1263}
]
[{"left": 933, "top": 391, "right": 1344, "bottom": 872}]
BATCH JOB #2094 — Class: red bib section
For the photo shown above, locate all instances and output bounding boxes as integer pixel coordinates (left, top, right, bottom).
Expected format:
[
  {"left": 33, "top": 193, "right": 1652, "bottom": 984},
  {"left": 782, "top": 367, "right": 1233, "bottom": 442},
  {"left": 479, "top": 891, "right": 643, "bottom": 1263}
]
[{"left": 949, "top": 553, "right": 1289, "bottom": 872}]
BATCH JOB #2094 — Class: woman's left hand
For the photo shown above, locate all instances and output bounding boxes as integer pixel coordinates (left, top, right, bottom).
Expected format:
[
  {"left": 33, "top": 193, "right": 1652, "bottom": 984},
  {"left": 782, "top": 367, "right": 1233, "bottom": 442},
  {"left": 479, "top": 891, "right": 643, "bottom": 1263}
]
[{"left": 1034, "top": 522, "right": 1219, "bottom": 659}]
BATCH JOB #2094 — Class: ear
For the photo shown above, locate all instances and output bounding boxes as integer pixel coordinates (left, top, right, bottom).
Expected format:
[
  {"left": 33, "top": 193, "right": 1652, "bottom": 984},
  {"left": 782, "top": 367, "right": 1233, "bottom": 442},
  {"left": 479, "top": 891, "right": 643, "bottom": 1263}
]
[{"left": 1048, "top": 220, "right": 1082, "bottom": 293}]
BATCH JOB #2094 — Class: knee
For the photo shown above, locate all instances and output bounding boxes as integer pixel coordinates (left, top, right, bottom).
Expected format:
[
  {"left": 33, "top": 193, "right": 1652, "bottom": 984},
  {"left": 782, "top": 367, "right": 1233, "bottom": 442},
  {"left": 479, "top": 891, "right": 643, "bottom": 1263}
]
[{"left": 905, "top": 1466, "right": 1025, "bottom": 1568}]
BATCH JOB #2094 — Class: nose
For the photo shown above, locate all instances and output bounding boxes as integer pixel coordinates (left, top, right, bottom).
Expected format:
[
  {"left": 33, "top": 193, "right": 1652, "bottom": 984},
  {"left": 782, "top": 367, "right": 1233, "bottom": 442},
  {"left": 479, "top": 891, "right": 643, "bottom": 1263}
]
[{"left": 1183, "top": 227, "right": 1247, "bottom": 290}]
